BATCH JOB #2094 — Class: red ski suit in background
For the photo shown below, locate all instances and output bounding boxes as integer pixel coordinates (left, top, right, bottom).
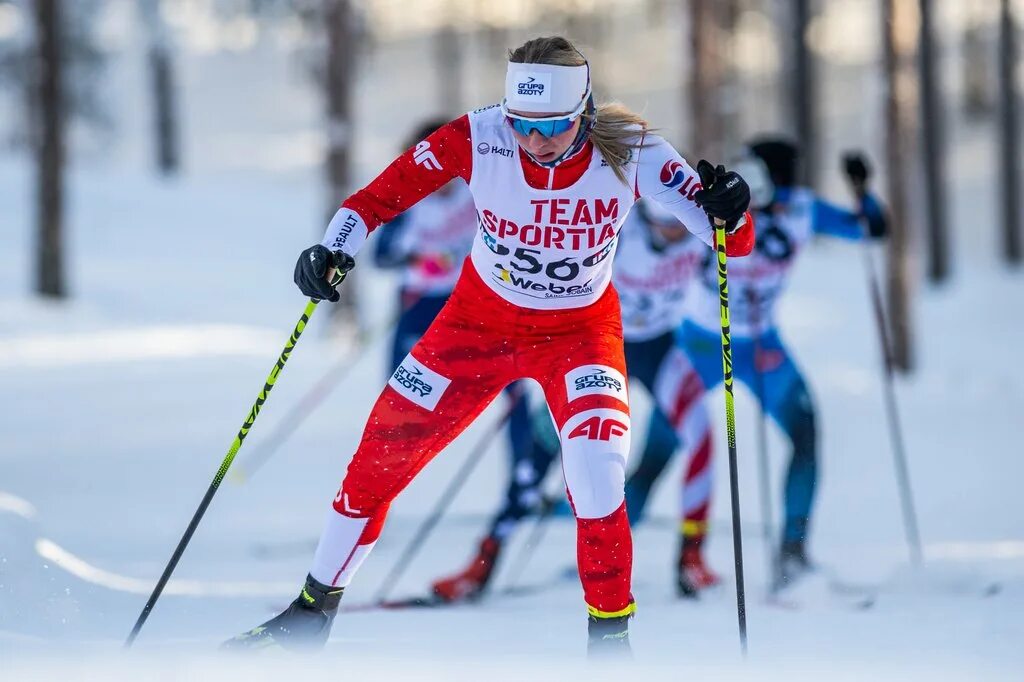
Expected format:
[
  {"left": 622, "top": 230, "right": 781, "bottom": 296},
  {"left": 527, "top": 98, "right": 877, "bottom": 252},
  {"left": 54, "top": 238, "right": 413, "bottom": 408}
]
[{"left": 308, "top": 107, "right": 754, "bottom": 618}]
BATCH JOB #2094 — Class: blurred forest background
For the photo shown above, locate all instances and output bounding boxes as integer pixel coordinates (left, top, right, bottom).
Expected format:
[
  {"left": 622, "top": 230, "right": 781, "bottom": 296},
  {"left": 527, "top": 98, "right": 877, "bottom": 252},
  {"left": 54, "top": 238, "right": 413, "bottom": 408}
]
[{"left": 1, "top": 0, "right": 1020, "bottom": 371}]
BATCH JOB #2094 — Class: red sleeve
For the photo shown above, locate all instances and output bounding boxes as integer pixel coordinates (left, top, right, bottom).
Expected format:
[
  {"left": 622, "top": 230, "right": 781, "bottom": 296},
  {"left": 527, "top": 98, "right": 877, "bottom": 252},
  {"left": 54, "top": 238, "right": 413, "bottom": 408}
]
[
  {"left": 341, "top": 115, "right": 473, "bottom": 232},
  {"left": 723, "top": 210, "right": 755, "bottom": 257}
]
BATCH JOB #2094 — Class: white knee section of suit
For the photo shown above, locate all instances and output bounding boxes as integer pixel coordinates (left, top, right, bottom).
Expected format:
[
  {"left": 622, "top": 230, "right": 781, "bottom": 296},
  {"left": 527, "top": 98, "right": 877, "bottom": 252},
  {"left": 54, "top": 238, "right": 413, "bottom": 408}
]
[
  {"left": 558, "top": 407, "right": 631, "bottom": 519},
  {"left": 309, "top": 510, "right": 376, "bottom": 588},
  {"left": 682, "top": 461, "right": 714, "bottom": 514}
]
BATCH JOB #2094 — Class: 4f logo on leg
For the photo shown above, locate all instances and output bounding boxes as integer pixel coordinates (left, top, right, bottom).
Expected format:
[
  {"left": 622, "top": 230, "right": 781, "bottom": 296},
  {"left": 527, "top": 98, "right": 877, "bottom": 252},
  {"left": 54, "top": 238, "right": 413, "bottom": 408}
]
[
  {"left": 414, "top": 140, "right": 443, "bottom": 171},
  {"left": 568, "top": 416, "right": 628, "bottom": 441}
]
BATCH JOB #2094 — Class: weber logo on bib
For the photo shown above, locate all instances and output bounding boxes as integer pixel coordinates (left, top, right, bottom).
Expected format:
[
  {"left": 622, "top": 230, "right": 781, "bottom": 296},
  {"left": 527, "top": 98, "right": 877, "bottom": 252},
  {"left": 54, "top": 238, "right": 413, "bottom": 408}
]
[
  {"left": 389, "top": 355, "right": 452, "bottom": 411},
  {"left": 565, "top": 365, "right": 627, "bottom": 402}
]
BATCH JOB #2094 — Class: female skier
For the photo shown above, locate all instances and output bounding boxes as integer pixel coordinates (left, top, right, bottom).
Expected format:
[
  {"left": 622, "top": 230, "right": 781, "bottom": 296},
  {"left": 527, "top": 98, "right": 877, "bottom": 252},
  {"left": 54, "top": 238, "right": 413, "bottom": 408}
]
[
  {"left": 226, "top": 36, "right": 753, "bottom": 654},
  {"left": 374, "top": 120, "right": 552, "bottom": 511},
  {"left": 427, "top": 200, "right": 721, "bottom": 603},
  {"left": 667, "top": 139, "right": 887, "bottom": 590}
]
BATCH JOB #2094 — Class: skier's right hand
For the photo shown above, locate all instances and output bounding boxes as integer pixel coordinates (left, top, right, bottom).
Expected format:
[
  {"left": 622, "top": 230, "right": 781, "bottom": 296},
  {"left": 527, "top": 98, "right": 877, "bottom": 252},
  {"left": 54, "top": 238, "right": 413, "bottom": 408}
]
[
  {"left": 842, "top": 152, "right": 871, "bottom": 195},
  {"left": 294, "top": 245, "right": 354, "bottom": 302}
]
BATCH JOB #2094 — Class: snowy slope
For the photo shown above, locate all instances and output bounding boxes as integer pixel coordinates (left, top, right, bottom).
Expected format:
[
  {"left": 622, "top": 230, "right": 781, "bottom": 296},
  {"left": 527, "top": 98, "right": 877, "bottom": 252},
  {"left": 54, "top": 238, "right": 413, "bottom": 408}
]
[
  {"left": 1, "top": 154, "right": 1022, "bottom": 680},
  {"left": 2, "top": 1, "right": 1023, "bottom": 676}
]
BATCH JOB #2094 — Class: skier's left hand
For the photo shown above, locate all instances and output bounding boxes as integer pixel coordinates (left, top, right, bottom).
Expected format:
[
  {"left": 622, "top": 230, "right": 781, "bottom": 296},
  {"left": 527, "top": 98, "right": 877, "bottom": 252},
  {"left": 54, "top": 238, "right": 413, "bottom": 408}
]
[{"left": 693, "top": 160, "right": 751, "bottom": 233}]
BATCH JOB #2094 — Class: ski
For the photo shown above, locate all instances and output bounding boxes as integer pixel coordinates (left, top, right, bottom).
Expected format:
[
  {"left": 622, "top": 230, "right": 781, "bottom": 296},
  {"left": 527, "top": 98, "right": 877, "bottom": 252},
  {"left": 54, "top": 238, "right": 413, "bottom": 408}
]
[
  {"left": 341, "top": 570, "right": 576, "bottom": 614},
  {"left": 341, "top": 594, "right": 447, "bottom": 613},
  {"left": 766, "top": 568, "right": 879, "bottom": 611}
]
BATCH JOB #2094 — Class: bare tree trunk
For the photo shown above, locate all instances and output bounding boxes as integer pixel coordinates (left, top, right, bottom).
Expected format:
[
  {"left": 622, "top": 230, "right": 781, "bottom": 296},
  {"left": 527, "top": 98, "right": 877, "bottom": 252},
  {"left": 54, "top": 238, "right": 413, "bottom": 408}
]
[
  {"left": 688, "top": 0, "right": 722, "bottom": 161},
  {"left": 961, "top": 6, "right": 992, "bottom": 118},
  {"left": 435, "top": 2, "right": 462, "bottom": 115},
  {"left": 141, "top": 0, "right": 179, "bottom": 175},
  {"left": 717, "top": 0, "right": 741, "bottom": 153},
  {"left": 34, "top": 0, "right": 65, "bottom": 298},
  {"left": 881, "top": 0, "right": 915, "bottom": 372},
  {"left": 791, "top": 0, "right": 816, "bottom": 188},
  {"left": 999, "top": 0, "right": 1021, "bottom": 264},
  {"left": 325, "top": 0, "right": 358, "bottom": 321},
  {"left": 918, "top": 0, "right": 948, "bottom": 282}
]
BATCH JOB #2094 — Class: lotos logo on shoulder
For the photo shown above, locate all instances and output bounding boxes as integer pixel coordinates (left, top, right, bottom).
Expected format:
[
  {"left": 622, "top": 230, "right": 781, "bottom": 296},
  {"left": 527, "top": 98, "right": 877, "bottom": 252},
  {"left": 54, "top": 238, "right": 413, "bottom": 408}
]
[
  {"left": 660, "top": 159, "right": 702, "bottom": 201},
  {"left": 514, "top": 72, "right": 551, "bottom": 104},
  {"left": 660, "top": 160, "right": 687, "bottom": 189},
  {"left": 388, "top": 354, "right": 452, "bottom": 411}
]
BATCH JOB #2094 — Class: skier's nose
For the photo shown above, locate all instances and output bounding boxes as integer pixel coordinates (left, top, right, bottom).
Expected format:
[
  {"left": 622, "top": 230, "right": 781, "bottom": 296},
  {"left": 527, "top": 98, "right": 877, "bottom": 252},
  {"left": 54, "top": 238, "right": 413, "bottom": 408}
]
[{"left": 527, "top": 131, "right": 548, "bottom": 151}]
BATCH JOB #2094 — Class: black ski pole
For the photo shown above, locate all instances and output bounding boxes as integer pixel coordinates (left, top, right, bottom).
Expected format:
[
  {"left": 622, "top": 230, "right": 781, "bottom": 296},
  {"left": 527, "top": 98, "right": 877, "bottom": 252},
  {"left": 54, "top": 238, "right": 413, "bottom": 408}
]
[
  {"left": 713, "top": 216, "right": 748, "bottom": 654},
  {"left": 124, "top": 254, "right": 353, "bottom": 648},
  {"left": 372, "top": 390, "right": 523, "bottom": 605},
  {"left": 498, "top": 484, "right": 561, "bottom": 594},
  {"left": 749, "top": 292, "right": 777, "bottom": 587},
  {"left": 858, "top": 230, "right": 923, "bottom": 566}
]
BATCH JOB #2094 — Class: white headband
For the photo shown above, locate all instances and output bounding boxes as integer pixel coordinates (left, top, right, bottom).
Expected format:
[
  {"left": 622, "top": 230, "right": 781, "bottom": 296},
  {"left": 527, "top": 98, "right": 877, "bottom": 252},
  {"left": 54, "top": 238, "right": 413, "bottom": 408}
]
[{"left": 504, "top": 62, "right": 590, "bottom": 114}]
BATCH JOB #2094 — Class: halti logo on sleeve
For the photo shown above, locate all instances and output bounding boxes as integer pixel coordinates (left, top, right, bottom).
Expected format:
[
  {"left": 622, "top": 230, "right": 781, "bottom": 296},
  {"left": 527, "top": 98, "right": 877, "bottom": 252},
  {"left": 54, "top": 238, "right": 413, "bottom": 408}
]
[
  {"left": 565, "top": 365, "right": 627, "bottom": 402},
  {"left": 389, "top": 355, "right": 452, "bottom": 411}
]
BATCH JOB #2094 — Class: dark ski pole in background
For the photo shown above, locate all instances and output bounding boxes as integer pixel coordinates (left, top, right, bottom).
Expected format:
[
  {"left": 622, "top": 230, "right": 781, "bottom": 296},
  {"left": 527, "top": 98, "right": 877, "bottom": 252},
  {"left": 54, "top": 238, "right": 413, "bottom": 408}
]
[
  {"left": 749, "top": 291, "right": 777, "bottom": 587},
  {"left": 371, "top": 391, "right": 523, "bottom": 605},
  {"left": 124, "top": 254, "right": 353, "bottom": 648},
  {"left": 498, "top": 483, "right": 562, "bottom": 595},
  {"left": 843, "top": 155, "right": 923, "bottom": 567},
  {"left": 859, "top": 230, "right": 923, "bottom": 566}
]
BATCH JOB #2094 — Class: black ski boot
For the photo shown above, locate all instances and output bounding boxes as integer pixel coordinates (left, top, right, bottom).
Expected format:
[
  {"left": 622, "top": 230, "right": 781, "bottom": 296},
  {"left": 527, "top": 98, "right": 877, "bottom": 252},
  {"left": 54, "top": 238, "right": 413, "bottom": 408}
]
[
  {"left": 773, "top": 539, "right": 813, "bottom": 592},
  {"left": 222, "top": 574, "right": 343, "bottom": 651},
  {"left": 587, "top": 612, "right": 633, "bottom": 658}
]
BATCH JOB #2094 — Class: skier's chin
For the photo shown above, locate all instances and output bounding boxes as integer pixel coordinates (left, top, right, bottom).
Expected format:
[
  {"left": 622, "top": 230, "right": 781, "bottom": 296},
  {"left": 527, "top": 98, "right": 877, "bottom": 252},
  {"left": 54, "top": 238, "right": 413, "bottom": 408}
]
[{"left": 532, "top": 150, "right": 560, "bottom": 163}]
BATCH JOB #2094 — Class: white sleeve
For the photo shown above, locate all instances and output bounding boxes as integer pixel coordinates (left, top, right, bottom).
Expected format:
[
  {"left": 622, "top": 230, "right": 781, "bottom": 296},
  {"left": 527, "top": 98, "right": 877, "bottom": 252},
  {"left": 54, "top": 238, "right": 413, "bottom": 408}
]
[
  {"left": 634, "top": 135, "right": 714, "bottom": 247},
  {"left": 321, "top": 207, "right": 369, "bottom": 257}
]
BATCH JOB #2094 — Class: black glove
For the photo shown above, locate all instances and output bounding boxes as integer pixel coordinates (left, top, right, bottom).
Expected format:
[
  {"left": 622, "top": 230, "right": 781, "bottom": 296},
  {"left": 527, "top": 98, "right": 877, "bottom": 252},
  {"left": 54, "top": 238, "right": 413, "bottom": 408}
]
[
  {"left": 294, "top": 244, "right": 355, "bottom": 302},
  {"left": 842, "top": 152, "right": 871, "bottom": 191},
  {"left": 693, "top": 159, "right": 751, "bottom": 232}
]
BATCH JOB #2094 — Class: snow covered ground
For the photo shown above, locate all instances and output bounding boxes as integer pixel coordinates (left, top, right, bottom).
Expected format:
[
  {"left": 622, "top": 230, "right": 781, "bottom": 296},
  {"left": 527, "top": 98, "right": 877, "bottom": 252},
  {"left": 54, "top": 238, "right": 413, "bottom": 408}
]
[
  {"left": 1, "top": 153, "right": 1022, "bottom": 680},
  {"left": 2, "top": 2, "right": 1023, "bottom": 678}
]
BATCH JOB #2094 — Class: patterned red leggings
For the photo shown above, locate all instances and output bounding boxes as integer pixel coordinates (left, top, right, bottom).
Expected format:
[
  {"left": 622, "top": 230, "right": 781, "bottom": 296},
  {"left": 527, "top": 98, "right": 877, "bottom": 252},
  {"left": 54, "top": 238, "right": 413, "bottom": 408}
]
[{"left": 309, "top": 266, "right": 636, "bottom": 617}]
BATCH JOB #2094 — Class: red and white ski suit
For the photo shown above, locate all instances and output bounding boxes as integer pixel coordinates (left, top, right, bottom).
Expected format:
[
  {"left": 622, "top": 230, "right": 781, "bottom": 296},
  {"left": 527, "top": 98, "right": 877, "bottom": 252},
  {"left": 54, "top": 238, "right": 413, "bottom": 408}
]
[{"left": 308, "top": 106, "right": 753, "bottom": 618}]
